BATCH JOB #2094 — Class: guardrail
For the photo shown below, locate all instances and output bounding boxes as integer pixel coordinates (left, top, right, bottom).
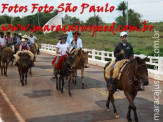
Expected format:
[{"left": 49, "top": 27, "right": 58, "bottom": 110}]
[{"left": 40, "top": 43, "right": 163, "bottom": 81}]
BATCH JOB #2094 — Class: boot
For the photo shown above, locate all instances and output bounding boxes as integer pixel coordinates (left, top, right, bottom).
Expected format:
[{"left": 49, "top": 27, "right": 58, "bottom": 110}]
[{"left": 108, "top": 77, "right": 114, "bottom": 91}]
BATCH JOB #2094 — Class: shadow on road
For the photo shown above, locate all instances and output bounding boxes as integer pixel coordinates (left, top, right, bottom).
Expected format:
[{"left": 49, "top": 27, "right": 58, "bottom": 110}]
[{"left": 26, "top": 97, "right": 163, "bottom": 122}]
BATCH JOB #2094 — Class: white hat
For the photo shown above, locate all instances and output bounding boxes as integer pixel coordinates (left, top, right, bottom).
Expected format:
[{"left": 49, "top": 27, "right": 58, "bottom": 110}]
[
  {"left": 21, "top": 39, "right": 26, "bottom": 42},
  {"left": 18, "top": 33, "right": 22, "bottom": 36},
  {"left": 120, "top": 31, "right": 128, "bottom": 37},
  {"left": 64, "top": 31, "right": 69, "bottom": 35},
  {"left": 22, "top": 35, "right": 28, "bottom": 39}
]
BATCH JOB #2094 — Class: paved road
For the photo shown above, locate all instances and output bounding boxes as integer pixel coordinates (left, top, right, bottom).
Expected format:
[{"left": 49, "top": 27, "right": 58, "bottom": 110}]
[{"left": 0, "top": 53, "right": 163, "bottom": 122}]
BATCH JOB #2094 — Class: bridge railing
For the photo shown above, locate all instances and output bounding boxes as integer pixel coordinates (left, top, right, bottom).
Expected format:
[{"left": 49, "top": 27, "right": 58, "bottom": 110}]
[{"left": 40, "top": 43, "right": 163, "bottom": 81}]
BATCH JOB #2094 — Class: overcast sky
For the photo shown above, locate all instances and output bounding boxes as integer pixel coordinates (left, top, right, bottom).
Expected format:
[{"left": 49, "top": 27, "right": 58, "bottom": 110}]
[{"left": 0, "top": 0, "right": 162, "bottom": 23}]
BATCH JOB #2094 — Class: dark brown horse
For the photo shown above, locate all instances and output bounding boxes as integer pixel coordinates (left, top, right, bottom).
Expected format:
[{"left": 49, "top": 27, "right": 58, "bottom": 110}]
[
  {"left": 54, "top": 53, "right": 75, "bottom": 96},
  {"left": 0, "top": 47, "right": 14, "bottom": 76},
  {"left": 17, "top": 52, "right": 32, "bottom": 86},
  {"left": 71, "top": 48, "right": 89, "bottom": 89},
  {"left": 30, "top": 43, "right": 37, "bottom": 61},
  {"left": 104, "top": 57, "right": 149, "bottom": 122}
]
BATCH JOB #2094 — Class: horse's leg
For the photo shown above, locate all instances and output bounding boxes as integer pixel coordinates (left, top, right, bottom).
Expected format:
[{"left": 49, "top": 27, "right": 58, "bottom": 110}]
[
  {"left": 59, "top": 76, "right": 61, "bottom": 90},
  {"left": 124, "top": 92, "right": 138, "bottom": 122},
  {"left": 1, "top": 62, "right": 4, "bottom": 76},
  {"left": 106, "top": 91, "right": 111, "bottom": 112},
  {"left": 110, "top": 92, "right": 119, "bottom": 118},
  {"left": 25, "top": 70, "right": 28, "bottom": 85},
  {"left": 127, "top": 105, "right": 132, "bottom": 121},
  {"left": 5, "top": 62, "right": 8, "bottom": 76},
  {"left": 81, "top": 68, "right": 85, "bottom": 89},
  {"left": 29, "top": 67, "right": 32, "bottom": 76},
  {"left": 21, "top": 73, "right": 25, "bottom": 86},
  {"left": 68, "top": 74, "right": 73, "bottom": 96},
  {"left": 61, "top": 76, "right": 64, "bottom": 93}
]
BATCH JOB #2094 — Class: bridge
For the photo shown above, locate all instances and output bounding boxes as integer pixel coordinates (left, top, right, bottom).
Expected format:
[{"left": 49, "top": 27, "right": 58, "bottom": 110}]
[{"left": 0, "top": 44, "right": 162, "bottom": 122}]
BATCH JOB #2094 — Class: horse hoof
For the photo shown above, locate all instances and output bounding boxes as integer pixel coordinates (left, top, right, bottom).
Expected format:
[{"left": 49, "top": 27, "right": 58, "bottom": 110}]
[
  {"left": 106, "top": 107, "right": 110, "bottom": 112},
  {"left": 135, "top": 118, "right": 138, "bottom": 122},
  {"left": 69, "top": 93, "right": 72, "bottom": 97},
  {"left": 114, "top": 112, "right": 120, "bottom": 118}
]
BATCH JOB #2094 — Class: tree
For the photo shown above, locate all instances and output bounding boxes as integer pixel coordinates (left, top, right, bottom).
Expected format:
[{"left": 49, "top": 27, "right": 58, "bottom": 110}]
[
  {"left": 116, "top": 1, "right": 127, "bottom": 17},
  {"left": 62, "top": 14, "right": 81, "bottom": 26},
  {"left": 85, "top": 15, "right": 104, "bottom": 26}
]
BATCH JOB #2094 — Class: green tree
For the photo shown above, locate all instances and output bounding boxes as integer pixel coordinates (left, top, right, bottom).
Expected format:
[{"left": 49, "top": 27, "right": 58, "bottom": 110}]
[
  {"left": 116, "top": 9, "right": 142, "bottom": 28},
  {"left": 85, "top": 15, "right": 104, "bottom": 26},
  {"left": 116, "top": 1, "right": 127, "bottom": 17}
]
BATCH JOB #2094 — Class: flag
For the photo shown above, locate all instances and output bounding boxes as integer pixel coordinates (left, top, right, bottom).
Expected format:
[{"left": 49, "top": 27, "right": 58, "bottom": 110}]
[
  {"left": 43, "top": 13, "right": 62, "bottom": 34},
  {"left": 66, "top": 31, "right": 73, "bottom": 45}
]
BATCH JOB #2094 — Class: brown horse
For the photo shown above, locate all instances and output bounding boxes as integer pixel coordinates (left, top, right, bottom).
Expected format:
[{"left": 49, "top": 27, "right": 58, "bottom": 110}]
[
  {"left": 30, "top": 43, "right": 37, "bottom": 61},
  {"left": 17, "top": 52, "right": 32, "bottom": 86},
  {"left": 104, "top": 57, "right": 149, "bottom": 122},
  {"left": 54, "top": 53, "right": 75, "bottom": 96},
  {"left": 0, "top": 47, "right": 14, "bottom": 76},
  {"left": 71, "top": 48, "right": 89, "bottom": 89}
]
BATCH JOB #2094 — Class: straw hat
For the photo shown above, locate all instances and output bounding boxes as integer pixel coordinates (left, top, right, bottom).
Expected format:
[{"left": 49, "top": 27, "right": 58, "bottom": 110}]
[
  {"left": 22, "top": 35, "right": 28, "bottom": 39},
  {"left": 18, "top": 33, "right": 22, "bottom": 36},
  {"left": 64, "top": 31, "right": 69, "bottom": 35},
  {"left": 21, "top": 39, "right": 26, "bottom": 42}
]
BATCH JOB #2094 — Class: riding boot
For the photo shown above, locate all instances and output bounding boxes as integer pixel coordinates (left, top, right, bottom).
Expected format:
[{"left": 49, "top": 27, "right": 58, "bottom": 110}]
[{"left": 108, "top": 77, "right": 114, "bottom": 91}]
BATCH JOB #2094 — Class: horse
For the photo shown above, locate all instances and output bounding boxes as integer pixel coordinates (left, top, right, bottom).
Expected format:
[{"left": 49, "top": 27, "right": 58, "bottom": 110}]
[
  {"left": 0, "top": 47, "right": 15, "bottom": 76},
  {"left": 104, "top": 57, "right": 149, "bottom": 122},
  {"left": 30, "top": 43, "right": 37, "bottom": 61},
  {"left": 71, "top": 48, "right": 89, "bottom": 89},
  {"left": 54, "top": 53, "right": 76, "bottom": 96},
  {"left": 17, "top": 52, "right": 32, "bottom": 86}
]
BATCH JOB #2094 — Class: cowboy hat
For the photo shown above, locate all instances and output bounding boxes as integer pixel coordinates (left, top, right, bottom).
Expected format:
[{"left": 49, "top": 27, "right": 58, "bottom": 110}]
[
  {"left": 22, "top": 35, "right": 28, "bottom": 39},
  {"left": 73, "top": 31, "right": 81, "bottom": 35},
  {"left": 21, "top": 39, "right": 26, "bottom": 42},
  {"left": 64, "top": 31, "right": 69, "bottom": 35}
]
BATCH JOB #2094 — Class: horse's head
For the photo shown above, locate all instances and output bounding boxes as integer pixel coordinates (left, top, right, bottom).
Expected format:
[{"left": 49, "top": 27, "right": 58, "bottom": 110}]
[
  {"left": 136, "top": 57, "right": 149, "bottom": 86},
  {"left": 8, "top": 50, "right": 15, "bottom": 62},
  {"left": 82, "top": 50, "right": 89, "bottom": 67},
  {"left": 65, "top": 52, "right": 76, "bottom": 70},
  {"left": 71, "top": 48, "right": 83, "bottom": 68},
  {"left": 18, "top": 53, "right": 31, "bottom": 67}
]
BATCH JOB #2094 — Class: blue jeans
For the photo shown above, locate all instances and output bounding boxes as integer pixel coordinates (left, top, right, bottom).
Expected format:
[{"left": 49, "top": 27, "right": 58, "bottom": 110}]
[{"left": 109, "top": 62, "right": 117, "bottom": 86}]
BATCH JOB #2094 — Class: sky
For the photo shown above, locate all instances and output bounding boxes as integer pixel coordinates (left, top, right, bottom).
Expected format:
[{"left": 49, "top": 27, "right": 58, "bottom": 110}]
[{"left": 0, "top": 0, "right": 162, "bottom": 23}]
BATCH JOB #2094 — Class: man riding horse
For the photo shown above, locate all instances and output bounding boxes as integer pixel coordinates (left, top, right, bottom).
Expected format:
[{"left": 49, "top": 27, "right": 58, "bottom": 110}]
[
  {"left": 69, "top": 31, "right": 88, "bottom": 68},
  {"left": 109, "top": 31, "right": 134, "bottom": 91},
  {"left": 28, "top": 32, "right": 40, "bottom": 55}
]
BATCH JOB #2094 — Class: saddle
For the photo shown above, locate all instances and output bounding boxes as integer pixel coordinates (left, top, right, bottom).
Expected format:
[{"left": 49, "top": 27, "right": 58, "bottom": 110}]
[
  {"left": 52, "top": 55, "right": 67, "bottom": 69},
  {"left": 105, "top": 59, "right": 129, "bottom": 80}
]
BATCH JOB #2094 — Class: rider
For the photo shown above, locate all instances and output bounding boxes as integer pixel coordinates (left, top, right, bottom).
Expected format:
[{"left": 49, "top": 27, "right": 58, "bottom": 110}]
[
  {"left": 17, "top": 33, "right": 22, "bottom": 44},
  {"left": 19, "top": 38, "right": 30, "bottom": 51},
  {"left": 53, "top": 35, "right": 70, "bottom": 78},
  {"left": 0, "top": 32, "right": 6, "bottom": 48},
  {"left": 13, "top": 33, "right": 17, "bottom": 45},
  {"left": 109, "top": 31, "right": 134, "bottom": 91},
  {"left": 28, "top": 32, "right": 40, "bottom": 54},
  {"left": 6, "top": 32, "right": 13, "bottom": 47},
  {"left": 69, "top": 31, "right": 82, "bottom": 51}
]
